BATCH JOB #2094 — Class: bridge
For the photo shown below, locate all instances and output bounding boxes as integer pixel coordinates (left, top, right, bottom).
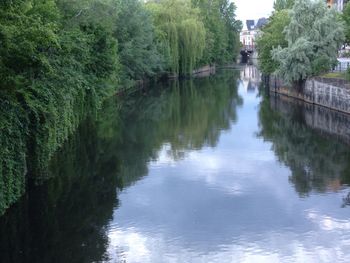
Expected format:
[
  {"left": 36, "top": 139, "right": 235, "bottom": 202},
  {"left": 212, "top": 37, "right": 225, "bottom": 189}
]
[{"left": 240, "top": 45, "right": 255, "bottom": 63}]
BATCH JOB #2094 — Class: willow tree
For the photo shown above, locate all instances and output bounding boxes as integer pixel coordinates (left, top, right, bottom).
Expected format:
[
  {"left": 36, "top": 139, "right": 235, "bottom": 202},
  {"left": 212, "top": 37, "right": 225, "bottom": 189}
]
[
  {"left": 272, "top": 0, "right": 344, "bottom": 85},
  {"left": 147, "top": 0, "right": 206, "bottom": 76}
]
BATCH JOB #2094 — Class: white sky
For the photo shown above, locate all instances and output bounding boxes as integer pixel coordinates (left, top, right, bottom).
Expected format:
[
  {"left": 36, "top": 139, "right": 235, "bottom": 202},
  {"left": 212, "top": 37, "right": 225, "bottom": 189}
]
[{"left": 233, "top": 0, "right": 275, "bottom": 22}]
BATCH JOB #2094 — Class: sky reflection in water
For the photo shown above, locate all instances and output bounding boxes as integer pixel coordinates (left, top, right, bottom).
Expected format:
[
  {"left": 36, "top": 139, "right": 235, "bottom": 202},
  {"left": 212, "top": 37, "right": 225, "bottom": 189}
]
[
  {"left": 1, "top": 67, "right": 348, "bottom": 263},
  {"left": 105, "top": 66, "right": 350, "bottom": 263}
]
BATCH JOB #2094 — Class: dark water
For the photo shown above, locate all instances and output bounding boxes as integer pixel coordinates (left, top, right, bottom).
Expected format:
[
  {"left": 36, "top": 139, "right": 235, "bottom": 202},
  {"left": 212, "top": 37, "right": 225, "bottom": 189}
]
[{"left": 1, "top": 67, "right": 350, "bottom": 263}]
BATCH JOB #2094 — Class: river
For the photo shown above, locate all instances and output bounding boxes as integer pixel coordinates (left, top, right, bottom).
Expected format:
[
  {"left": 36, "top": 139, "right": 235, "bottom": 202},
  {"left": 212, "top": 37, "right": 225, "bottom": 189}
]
[{"left": 0, "top": 66, "right": 350, "bottom": 263}]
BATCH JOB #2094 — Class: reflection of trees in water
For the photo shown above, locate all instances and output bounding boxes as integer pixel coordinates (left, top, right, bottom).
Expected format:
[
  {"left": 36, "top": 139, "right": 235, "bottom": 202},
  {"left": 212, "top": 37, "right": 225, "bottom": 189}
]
[
  {"left": 258, "top": 94, "right": 350, "bottom": 197},
  {"left": 115, "top": 71, "right": 243, "bottom": 189},
  {"left": 0, "top": 118, "right": 122, "bottom": 263},
  {"left": 119, "top": 71, "right": 242, "bottom": 165},
  {"left": 0, "top": 70, "right": 242, "bottom": 262}
]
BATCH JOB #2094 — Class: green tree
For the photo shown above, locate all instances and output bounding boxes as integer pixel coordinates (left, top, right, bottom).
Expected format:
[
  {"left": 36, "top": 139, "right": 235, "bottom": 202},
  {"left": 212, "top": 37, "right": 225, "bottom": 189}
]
[
  {"left": 0, "top": 0, "right": 120, "bottom": 213},
  {"left": 192, "top": 0, "right": 241, "bottom": 65},
  {"left": 0, "top": 0, "right": 59, "bottom": 90},
  {"left": 273, "top": 0, "right": 294, "bottom": 11},
  {"left": 256, "top": 10, "right": 290, "bottom": 74},
  {"left": 0, "top": 0, "right": 243, "bottom": 214},
  {"left": 147, "top": 0, "right": 206, "bottom": 75},
  {"left": 272, "top": 0, "right": 344, "bottom": 85},
  {"left": 115, "top": 0, "right": 163, "bottom": 87},
  {"left": 342, "top": 2, "right": 350, "bottom": 43}
]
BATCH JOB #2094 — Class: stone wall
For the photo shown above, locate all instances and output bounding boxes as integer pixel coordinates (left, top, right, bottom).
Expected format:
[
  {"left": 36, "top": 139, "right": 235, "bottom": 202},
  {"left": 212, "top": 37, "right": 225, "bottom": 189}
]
[{"left": 269, "top": 75, "right": 350, "bottom": 114}]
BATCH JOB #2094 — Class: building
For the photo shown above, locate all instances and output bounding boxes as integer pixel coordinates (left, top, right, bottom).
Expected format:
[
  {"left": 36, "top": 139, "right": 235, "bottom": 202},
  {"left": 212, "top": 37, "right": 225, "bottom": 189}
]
[
  {"left": 327, "top": 0, "right": 349, "bottom": 11},
  {"left": 256, "top": 18, "right": 268, "bottom": 29},
  {"left": 240, "top": 18, "right": 267, "bottom": 50},
  {"left": 240, "top": 26, "right": 256, "bottom": 50}
]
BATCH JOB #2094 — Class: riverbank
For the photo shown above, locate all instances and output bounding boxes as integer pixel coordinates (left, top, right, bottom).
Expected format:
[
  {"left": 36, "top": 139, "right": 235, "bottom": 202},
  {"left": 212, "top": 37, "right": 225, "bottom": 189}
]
[{"left": 267, "top": 75, "right": 350, "bottom": 114}]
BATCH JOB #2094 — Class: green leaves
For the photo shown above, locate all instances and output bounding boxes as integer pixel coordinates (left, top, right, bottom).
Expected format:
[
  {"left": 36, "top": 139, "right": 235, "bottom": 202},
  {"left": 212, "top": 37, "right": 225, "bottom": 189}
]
[
  {"left": 193, "top": 0, "right": 241, "bottom": 65},
  {"left": 115, "top": 0, "right": 162, "bottom": 85},
  {"left": 273, "top": 0, "right": 295, "bottom": 12},
  {"left": 343, "top": 3, "right": 350, "bottom": 43},
  {"left": 146, "top": 0, "right": 240, "bottom": 75},
  {"left": 271, "top": 0, "right": 344, "bottom": 83},
  {"left": 0, "top": 0, "right": 120, "bottom": 213},
  {"left": 0, "top": 0, "right": 241, "bottom": 214},
  {"left": 0, "top": 1, "right": 59, "bottom": 89},
  {"left": 256, "top": 10, "right": 290, "bottom": 74},
  {"left": 147, "top": 0, "right": 206, "bottom": 75}
]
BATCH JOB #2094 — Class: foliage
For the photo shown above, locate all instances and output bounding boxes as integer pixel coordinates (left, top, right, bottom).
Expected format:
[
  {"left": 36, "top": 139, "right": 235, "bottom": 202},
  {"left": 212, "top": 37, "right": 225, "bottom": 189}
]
[
  {"left": 342, "top": 2, "right": 350, "bottom": 43},
  {"left": 273, "top": 0, "right": 294, "bottom": 11},
  {"left": 0, "top": 97, "right": 27, "bottom": 213},
  {"left": 0, "top": 0, "right": 241, "bottom": 213},
  {"left": 115, "top": 0, "right": 163, "bottom": 87},
  {"left": 272, "top": 0, "right": 344, "bottom": 84},
  {"left": 0, "top": 117, "right": 121, "bottom": 262},
  {"left": 0, "top": 70, "right": 241, "bottom": 260},
  {"left": 0, "top": 0, "right": 120, "bottom": 213},
  {"left": 0, "top": 0, "right": 59, "bottom": 90},
  {"left": 256, "top": 10, "right": 290, "bottom": 74},
  {"left": 146, "top": 0, "right": 241, "bottom": 75},
  {"left": 147, "top": 0, "right": 206, "bottom": 75},
  {"left": 192, "top": 0, "right": 242, "bottom": 65}
]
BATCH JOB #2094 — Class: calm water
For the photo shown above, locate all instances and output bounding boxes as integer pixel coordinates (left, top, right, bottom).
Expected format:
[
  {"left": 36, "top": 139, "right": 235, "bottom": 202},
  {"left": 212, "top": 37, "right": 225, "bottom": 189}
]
[{"left": 1, "top": 67, "right": 350, "bottom": 263}]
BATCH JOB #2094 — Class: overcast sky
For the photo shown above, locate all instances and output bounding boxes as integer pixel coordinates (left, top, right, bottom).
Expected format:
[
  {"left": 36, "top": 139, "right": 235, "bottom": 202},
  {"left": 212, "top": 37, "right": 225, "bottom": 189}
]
[{"left": 233, "top": 0, "right": 275, "bottom": 22}]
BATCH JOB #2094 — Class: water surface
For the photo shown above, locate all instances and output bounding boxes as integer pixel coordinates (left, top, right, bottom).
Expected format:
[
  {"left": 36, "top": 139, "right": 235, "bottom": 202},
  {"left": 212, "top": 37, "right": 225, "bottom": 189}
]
[{"left": 1, "top": 66, "right": 350, "bottom": 263}]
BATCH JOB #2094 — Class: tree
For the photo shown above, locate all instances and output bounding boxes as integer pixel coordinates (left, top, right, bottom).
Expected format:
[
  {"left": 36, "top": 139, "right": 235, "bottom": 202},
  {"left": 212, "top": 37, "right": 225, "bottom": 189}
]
[
  {"left": 147, "top": 0, "right": 206, "bottom": 75},
  {"left": 0, "top": 0, "right": 120, "bottom": 213},
  {"left": 0, "top": 0, "right": 243, "bottom": 214},
  {"left": 115, "top": 0, "right": 163, "bottom": 87},
  {"left": 0, "top": 0, "right": 60, "bottom": 90},
  {"left": 272, "top": 0, "right": 344, "bottom": 85},
  {"left": 192, "top": 0, "right": 242, "bottom": 65},
  {"left": 256, "top": 10, "right": 290, "bottom": 74},
  {"left": 224, "top": 1, "right": 243, "bottom": 56},
  {"left": 273, "top": 0, "right": 294, "bottom": 11},
  {"left": 342, "top": 2, "right": 350, "bottom": 43}
]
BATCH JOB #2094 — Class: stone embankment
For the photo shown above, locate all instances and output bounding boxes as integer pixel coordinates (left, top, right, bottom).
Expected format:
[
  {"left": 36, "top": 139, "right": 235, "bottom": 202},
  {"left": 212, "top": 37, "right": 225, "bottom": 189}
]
[
  {"left": 267, "top": 75, "right": 350, "bottom": 144},
  {"left": 269, "top": 75, "right": 350, "bottom": 114}
]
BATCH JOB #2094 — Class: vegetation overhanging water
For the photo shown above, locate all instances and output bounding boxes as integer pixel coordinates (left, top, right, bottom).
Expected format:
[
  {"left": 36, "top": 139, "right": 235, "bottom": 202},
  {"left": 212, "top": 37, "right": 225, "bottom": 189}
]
[{"left": 0, "top": 0, "right": 242, "bottom": 213}]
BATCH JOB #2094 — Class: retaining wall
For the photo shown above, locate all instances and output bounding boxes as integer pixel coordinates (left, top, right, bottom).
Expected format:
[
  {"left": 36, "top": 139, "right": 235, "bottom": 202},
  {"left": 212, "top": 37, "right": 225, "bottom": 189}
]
[
  {"left": 269, "top": 75, "right": 350, "bottom": 114},
  {"left": 269, "top": 89, "right": 350, "bottom": 144}
]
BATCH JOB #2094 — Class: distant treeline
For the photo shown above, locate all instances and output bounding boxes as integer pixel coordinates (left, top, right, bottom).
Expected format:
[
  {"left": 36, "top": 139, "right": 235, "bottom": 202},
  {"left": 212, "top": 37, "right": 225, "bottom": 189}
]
[{"left": 0, "top": 0, "right": 241, "bottom": 213}]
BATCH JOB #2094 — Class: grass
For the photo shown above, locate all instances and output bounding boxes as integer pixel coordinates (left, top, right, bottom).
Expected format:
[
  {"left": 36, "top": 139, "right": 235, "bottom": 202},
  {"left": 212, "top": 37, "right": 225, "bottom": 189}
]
[{"left": 321, "top": 72, "right": 347, "bottom": 80}]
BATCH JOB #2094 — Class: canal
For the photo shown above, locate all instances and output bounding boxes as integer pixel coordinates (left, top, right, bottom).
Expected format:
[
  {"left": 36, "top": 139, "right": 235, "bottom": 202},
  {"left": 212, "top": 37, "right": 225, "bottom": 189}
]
[{"left": 1, "top": 66, "right": 350, "bottom": 262}]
